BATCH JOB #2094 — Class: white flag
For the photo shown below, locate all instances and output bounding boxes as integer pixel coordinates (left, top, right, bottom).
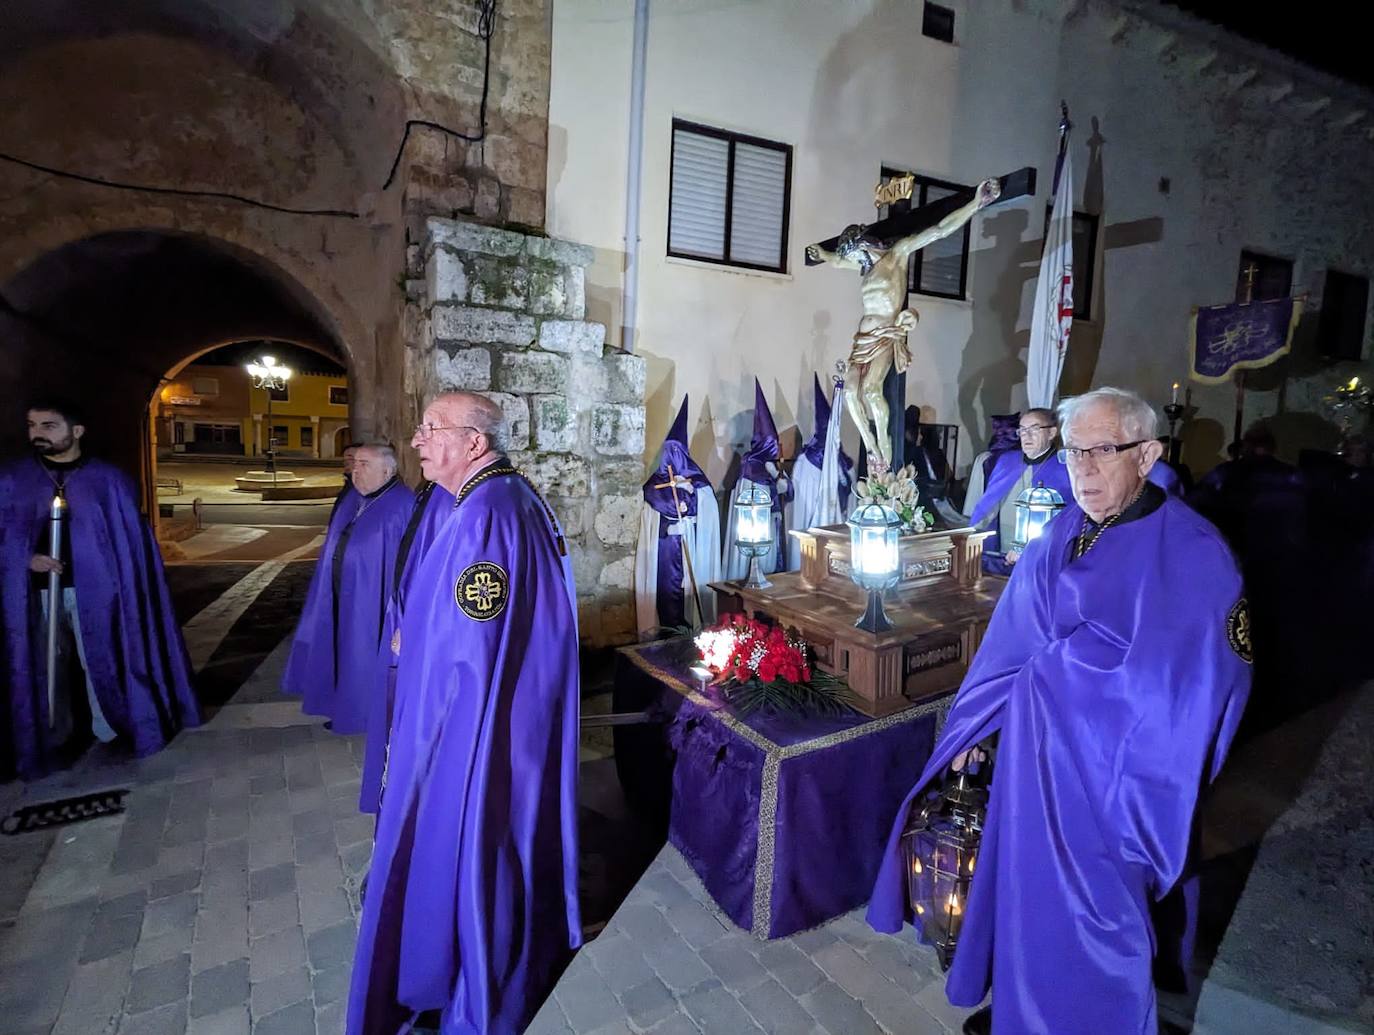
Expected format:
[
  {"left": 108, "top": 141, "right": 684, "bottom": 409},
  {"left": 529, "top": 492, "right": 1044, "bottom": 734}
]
[{"left": 1027, "top": 127, "right": 1074, "bottom": 409}]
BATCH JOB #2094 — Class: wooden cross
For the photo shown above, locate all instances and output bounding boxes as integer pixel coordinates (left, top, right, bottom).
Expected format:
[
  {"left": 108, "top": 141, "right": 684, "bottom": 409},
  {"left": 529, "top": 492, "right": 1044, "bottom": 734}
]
[
  {"left": 652, "top": 464, "right": 704, "bottom": 625},
  {"left": 807, "top": 167, "right": 1038, "bottom": 469}
]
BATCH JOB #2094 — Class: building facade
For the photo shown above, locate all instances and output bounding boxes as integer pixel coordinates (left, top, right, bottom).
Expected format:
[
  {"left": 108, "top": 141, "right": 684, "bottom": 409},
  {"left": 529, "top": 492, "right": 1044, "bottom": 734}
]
[
  {"left": 547, "top": 0, "right": 1374, "bottom": 479},
  {"left": 156, "top": 365, "right": 351, "bottom": 460}
]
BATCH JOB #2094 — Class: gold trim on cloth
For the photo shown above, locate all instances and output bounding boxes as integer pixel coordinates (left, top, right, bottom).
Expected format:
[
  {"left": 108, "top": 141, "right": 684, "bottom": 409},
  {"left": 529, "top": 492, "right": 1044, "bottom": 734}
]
[
  {"left": 847, "top": 309, "right": 918, "bottom": 374},
  {"left": 620, "top": 643, "right": 952, "bottom": 937}
]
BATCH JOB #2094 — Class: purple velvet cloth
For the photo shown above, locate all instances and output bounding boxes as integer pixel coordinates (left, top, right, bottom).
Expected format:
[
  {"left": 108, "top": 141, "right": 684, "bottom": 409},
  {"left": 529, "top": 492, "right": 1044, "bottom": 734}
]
[
  {"left": 986, "top": 412, "right": 1022, "bottom": 455},
  {"left": 347, "top": 468, "right": 580, "bottom": 1035},
  {"left": 615, "top": 641, "right": 940, "bottom": 938},
  {"left": 359, "top": 481, "right": 455, "bottom": 815},
  {"left": 644, "top": 397, "right": 714, "bottom": 629},
  {"left": 867, "top": 497, "right": 1250, "bottom": 1035},
  {"left": 0, "top": 456, "right": 201, "bottom": 780},
  {"left": 284, "top": 479, "right": 414, "bottom": 734}
]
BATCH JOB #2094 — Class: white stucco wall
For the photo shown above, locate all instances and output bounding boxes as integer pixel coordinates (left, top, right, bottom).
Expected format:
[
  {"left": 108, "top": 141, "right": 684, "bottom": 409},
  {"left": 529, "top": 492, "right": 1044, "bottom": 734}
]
[{"left": 548, "top": 0, "right": 1374, "bottom": 481}]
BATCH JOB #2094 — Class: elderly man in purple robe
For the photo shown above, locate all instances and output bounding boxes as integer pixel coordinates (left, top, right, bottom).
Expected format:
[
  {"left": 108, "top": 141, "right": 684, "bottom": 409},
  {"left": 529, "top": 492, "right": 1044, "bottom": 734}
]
[
  {"left": 282, "top": 443, "right": 414, "bottom": 734},
  {"left": 348, "top": 391, "right": 580, "bottom": 1035},
  {"left": 963, "top": 408, "right": 1072, "bottom": 575},
  {"left": 869, "top": 386, "right": 1251, "bottom": 1035},
  {"left": 0, "top": 402, "right": 200, "bottom": 781},
  {"left": 358, "top": 470, "right": 455, "bottom": 816}
]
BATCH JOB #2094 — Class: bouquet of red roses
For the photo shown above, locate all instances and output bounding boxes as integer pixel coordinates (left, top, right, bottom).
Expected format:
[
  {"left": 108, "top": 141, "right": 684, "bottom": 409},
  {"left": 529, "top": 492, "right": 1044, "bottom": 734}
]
[{"left": 693, "top": 615, "right": 851, "bottom": 716}]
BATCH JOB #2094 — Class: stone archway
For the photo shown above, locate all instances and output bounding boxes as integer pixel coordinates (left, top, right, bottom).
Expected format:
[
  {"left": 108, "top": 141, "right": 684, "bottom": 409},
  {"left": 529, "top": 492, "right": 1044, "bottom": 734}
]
[{"left": 0, "top": 230, "right": 351, "bottom": 517}]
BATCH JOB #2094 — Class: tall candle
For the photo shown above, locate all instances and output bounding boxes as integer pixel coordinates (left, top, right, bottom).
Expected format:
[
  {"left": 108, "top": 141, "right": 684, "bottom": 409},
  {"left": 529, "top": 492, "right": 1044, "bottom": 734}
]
[{"left": 1171, "top": 382, "right": 1179, "bottom": 405}]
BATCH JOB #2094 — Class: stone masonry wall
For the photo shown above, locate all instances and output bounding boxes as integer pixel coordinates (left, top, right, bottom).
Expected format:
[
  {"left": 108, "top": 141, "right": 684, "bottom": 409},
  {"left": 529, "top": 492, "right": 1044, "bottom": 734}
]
[{"left": 412, "top": 217, "right": 645, "bottom": 647}]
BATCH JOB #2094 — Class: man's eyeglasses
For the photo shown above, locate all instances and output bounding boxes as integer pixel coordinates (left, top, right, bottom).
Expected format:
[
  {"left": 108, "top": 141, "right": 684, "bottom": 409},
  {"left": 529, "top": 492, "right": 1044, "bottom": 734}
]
[
  {"left": 413, "top": 423, "right": 478, "bottom": 440},
  {"left": 1016, "top": 424, "right": 1056, "bottom": 439},
  {"left": 1057, "top": 440, "right": 1147, "bottom": 464}
]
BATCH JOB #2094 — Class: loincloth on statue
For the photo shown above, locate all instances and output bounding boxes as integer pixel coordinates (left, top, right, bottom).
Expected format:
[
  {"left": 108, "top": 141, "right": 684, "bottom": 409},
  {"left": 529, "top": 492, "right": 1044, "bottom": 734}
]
[{"left": 847, "top": 309, "right": 918, "bottom": 374}]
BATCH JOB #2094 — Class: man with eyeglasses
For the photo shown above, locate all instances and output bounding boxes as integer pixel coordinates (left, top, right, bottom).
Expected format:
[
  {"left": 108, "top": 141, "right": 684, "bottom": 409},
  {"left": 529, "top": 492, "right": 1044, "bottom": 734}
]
[
  {"left": 964, "top": 408, "right": 1072, "bottom": 574},
  {"left": 282, "top": 443, "right": 414, "bottom": 734},
  {"left": 349, "top": 392, "right": 580, "bottom": 1035},
  {"left": 870, "top": 387, "right": 1251, "bottom": 1035}
]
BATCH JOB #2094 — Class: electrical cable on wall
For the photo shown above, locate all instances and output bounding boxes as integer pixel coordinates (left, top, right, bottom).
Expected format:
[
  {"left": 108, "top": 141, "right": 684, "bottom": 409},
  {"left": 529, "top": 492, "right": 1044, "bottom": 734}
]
[{"left": 0, "top": 0, "right": 499, "bottom": 218}]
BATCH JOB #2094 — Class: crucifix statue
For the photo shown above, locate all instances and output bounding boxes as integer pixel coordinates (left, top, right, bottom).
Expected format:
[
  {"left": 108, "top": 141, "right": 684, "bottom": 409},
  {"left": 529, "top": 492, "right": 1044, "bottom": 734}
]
[{"left": 807, "top": 167, "right": 1036, "bottom": 472}]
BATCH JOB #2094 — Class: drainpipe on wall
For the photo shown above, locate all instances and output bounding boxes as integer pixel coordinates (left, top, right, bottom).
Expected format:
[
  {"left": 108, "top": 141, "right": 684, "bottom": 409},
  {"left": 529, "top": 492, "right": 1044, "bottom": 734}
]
[{"left": 620, "top": 0, "right": 650, "bottom": 352}]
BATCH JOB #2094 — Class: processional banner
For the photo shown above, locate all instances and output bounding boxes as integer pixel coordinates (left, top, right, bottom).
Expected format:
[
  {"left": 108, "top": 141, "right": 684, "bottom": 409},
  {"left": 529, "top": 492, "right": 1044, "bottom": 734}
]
[{"left": 1188, "top": 296, "right": 1303, "bottom": 383}]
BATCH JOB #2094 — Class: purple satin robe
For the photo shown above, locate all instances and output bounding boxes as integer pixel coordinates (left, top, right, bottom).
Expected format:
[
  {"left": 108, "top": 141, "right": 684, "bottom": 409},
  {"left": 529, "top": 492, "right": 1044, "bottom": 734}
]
[
  {"left": 0, "top": 456, "right": 200, "bottom": 780},
  {"left": 282, "top": 478, "right": 414, "bottom": 734},
  {"left": 347, "top": 468, "right": 581, "bottom": 1035},
  {"left": 359, "top": 481, "right": 455, "bottom": 814},
  {"left": 868, "top": 497, "right": 1250, "bottom": 1035}
]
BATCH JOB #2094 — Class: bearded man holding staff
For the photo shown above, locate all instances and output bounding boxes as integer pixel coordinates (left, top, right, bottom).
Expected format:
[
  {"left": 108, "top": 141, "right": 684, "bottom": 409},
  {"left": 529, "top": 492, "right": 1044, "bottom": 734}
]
[{"left": 868, "top": 386, "right": 1251, "bottom": 1035}]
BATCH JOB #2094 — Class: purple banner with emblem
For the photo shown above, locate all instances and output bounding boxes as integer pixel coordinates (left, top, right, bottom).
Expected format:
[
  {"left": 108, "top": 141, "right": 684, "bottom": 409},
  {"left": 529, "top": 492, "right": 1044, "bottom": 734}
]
[{"left": 1189, "top": 296, "right": 1303, "bottom": 384}]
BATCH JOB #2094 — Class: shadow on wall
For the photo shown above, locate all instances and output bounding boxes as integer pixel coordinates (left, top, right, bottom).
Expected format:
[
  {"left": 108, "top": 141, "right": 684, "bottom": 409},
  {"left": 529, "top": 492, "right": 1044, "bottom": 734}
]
[{"left": 956, "top": 206, "right": 1033, "bottom": 451}]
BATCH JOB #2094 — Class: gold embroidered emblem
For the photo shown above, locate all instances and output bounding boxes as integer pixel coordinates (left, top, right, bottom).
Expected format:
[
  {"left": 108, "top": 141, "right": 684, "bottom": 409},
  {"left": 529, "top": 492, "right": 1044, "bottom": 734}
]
[
  {"left": 1227, "top": 598, "right": 1253, "bottom": 664},
  {"left": 456, "top": 561, "right": 508, "bottom": 621}
]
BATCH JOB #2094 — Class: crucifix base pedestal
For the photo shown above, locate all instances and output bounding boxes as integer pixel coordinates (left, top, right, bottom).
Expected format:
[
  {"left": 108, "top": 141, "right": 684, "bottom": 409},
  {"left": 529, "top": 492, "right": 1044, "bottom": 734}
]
[{"left": 711, "top": 525, "right": 1001, "bottom": 717}]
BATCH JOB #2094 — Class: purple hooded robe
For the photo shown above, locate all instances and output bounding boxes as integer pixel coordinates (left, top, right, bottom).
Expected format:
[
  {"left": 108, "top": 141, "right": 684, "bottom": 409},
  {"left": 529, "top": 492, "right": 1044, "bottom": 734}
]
[
  {"left": 867, "top": 494, "right": 1250, "bottom": 1035},
  {"left": 358, "top": 480, "right": 455, "bottom": 815},
  {"left": 347, "top": 461, "right": 581, "bottom": 1035},
  {"left": 0, "top": 456, "right": 201, "bottom": 780},
  {"left": 282, "top": 477, "right": 414, "bottom": 734}
]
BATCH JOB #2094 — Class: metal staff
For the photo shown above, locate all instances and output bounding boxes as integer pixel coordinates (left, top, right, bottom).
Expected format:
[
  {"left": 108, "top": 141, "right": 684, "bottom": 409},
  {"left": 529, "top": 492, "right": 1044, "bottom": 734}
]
[
  {"left": 46, "top": 492, "right": 68, "bottom": 729},
  {"left": 652, "top": 464, "right": 703, "bottom": 626}
]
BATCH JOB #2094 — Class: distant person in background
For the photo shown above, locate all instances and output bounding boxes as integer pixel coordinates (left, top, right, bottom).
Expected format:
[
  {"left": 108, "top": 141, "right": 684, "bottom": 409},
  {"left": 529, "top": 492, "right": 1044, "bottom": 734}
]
[
  {"left": 964, "top": 408, "right": 1071, "bottom": 574},
  {"left": 0, "top": 402, "right": 200, "bottom": 780},
  {"left": 282, "top": 443, "right": 413, "bottom": 734},
  {"left": 358, "top": 462, "right": 454, "bottom": 816}
]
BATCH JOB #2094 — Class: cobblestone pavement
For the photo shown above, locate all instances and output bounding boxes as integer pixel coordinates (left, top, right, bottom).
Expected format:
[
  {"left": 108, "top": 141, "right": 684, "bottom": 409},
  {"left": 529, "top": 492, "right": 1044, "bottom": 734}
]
[
  {"left": 527, "top": 845, "right": 976, "bottom": 1035},
  {"left": 0, "top": 702, "right": 370, "bottom": 1035}
]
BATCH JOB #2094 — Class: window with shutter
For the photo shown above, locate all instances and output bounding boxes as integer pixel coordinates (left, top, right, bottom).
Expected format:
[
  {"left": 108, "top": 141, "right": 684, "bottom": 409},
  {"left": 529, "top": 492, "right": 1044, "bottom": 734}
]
[
  {"left": 668, "top": 120, "right": 792, "bottom": 274},
  {"left": 878, "top": 167, "right": 975, "bottom": 301}
]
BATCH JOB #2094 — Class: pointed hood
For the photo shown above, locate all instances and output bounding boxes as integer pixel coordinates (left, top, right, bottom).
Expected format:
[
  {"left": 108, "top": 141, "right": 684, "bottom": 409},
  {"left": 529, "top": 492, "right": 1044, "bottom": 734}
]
[
  {"left": 643, "top": 395, "right": 712, "bottom": 519},
  {"left": 802, "top": 373, "right": 854, "bottom": 488},
  {"left": 740, "top": 379, "right": 781, "bottom": 483}
]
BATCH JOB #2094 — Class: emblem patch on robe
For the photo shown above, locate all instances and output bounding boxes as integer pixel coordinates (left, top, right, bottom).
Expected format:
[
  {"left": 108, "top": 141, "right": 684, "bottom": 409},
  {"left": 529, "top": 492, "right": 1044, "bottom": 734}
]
[
  {"left": 456, "top": 561, "right": 509, "bottom": 621},
  {"left": 1227, "top": 598, "right": 1253, "bottom": 664}
]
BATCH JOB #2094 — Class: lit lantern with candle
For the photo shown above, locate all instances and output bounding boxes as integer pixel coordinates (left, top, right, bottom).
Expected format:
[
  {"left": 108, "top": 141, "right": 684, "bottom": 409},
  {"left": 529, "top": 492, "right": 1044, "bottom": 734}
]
[
  {"left": 732, "top": 481, "right": 775, "bottom": 589},
  {"left": 847, "top": 500, "right": 902, "bottom": 632},
  {"left": 900, "top": 766, "right": 989, "bottom": 970},
  {"left": 1009, "top": 482, "right": 1066, "bottom": 553}
]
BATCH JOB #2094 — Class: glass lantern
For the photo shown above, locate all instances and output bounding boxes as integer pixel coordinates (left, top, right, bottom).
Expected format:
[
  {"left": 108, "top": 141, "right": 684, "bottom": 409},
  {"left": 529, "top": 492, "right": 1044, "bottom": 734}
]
[
  {"left": 900, "top": 766, "right": 989, "bottom": 971},
  {"left": 733, "top": 481, "right": 775, "bottom": 589},
  {"left": 1009, "top": 481, "right": 1065, "bottom": 553},
  {"left": 847, "top": 500, "right": 902, "bottom": 632}
]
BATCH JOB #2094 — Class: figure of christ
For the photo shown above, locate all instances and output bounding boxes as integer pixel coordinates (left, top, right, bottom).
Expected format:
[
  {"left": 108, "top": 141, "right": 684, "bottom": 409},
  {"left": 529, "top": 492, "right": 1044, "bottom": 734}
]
[{"left": 806, "top": 177, "right": 1002, "bottom": 471}]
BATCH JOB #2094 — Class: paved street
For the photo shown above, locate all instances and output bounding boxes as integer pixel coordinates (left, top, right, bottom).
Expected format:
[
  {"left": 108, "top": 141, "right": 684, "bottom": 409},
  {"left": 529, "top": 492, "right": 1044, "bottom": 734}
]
[{"left": 1, "top": 536, "right": 1369, "bottom": 1035}]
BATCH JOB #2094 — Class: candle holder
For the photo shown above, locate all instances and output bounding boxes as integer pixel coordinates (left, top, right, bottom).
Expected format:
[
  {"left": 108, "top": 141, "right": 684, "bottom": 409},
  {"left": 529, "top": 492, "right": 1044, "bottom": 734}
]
[
  {"left": 847, "top": 501, "right": 902, "bottom": 632},
  {"left": 1009, "top": 482, "right": 1065, "bottom": 553},
  {"left": 733, "top": 482, "right": 775, "bottom": 589},
  {"left": 901, "top": 764, "right": 990, "bottom": 971},
  {"left": 1164, "top": 402, "right": 1185, "bottom": 465}
]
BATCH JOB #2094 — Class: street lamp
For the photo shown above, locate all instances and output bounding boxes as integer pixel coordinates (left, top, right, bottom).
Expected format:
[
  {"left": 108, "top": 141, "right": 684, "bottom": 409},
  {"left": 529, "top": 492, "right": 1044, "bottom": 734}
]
[{"left": 246, "top": 355, "right": 293, "bottom": 484}]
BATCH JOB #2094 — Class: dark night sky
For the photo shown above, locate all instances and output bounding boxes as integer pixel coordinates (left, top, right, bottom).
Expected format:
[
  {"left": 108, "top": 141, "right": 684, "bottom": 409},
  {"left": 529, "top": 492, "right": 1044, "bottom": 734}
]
[
  {"left": 197, "top": 340, "right": 346, "bottom": 377},
  {"left": 1164, "top": 2, "right": 1374, "bottom": 92}
]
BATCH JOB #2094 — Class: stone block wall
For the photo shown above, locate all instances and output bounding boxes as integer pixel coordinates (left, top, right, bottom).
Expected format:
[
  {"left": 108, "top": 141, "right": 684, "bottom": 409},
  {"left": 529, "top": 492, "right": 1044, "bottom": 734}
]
[{"left": 410, "top": 217, "right": 645, "bottom": 646}]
